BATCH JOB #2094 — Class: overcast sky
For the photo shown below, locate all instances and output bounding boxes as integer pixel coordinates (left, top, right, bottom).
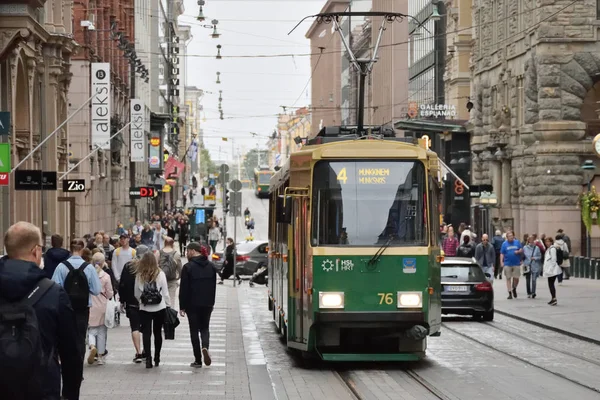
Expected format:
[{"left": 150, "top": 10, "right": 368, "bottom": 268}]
[{"left": 180, "top": 0, "right": 325, "bottom": 163}]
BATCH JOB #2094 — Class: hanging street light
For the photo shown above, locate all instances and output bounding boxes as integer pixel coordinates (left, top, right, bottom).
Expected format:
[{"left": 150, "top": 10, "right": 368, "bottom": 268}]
[
  {"left": 216, "top": 44, "right": 222, "bottom": 59},
  {"left": 197, "top": 0, "right": 206, "bottom": 21},
  {"left": 216, "top": 71, "right": 221, "bottom": 84},
  {"left": 211, "top": 19, "right": 220, "bottom": 38}
]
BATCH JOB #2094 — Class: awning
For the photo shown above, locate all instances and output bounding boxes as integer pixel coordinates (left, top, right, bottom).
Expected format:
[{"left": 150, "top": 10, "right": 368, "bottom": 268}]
[{"left": 394, "top": 118, "right": 468, "bottom": 133}]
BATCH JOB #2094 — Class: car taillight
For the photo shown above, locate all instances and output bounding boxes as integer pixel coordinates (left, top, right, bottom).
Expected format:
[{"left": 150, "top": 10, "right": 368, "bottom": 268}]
[
  {"left": 236, "top": 254, "right": 250, "bottom": 262},
  {"left": 475, "top": 281, "right": 493, "bottom": 291}
]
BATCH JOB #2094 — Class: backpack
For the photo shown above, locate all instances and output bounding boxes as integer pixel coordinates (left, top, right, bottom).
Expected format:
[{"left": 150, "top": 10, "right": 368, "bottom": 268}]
[
  {"left": 140, "top": 281, "right": 163, "bottom": 306},
  {"left": 159, "top": 250, "right": 178, "bottom": 281},
  {"left": 0, "top": 278, "right": 54, "bottom": 398},
  {"left": 63, "top": 260, "right": 90, "bottom": 311},
  {"left": 554, "top": 246, "right": 564, "bottom": 266}
]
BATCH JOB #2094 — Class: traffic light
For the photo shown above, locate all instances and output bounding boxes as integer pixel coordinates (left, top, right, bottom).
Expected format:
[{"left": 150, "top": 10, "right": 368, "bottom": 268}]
[{"left": 224, "top": 189, "right": 230, "bottom": 213}]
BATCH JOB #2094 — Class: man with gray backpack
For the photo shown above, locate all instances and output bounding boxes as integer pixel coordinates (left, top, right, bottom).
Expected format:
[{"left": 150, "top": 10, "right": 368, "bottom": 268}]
[{"left": 159, "top": 237, "right": 182, "bottom": 306}]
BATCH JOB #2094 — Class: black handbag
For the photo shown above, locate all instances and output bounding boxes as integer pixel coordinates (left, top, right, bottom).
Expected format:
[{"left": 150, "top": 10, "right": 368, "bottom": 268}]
[{"left": 163, "top": 307, "right": 180, "bottom": 340}]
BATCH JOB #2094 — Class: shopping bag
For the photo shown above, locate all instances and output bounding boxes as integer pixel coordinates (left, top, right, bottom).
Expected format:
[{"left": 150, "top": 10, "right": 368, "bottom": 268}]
[{"left": 105, "top": 298, "right": 118, "bottom": 329}]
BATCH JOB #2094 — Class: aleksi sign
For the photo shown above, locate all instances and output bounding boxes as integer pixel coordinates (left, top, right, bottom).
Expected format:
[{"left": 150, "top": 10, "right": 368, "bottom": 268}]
[
  {"left": 419, "top": 104, "right": 457, "bottom": 118},
  {"left": 130, "top": 99, "right": 145, "bottom": 162},
  {"left": 91, "top": 63, "right": 111, "bottom": 149},
  {"left": 63, "top": 179, "right": 86, "bottom": 192}
]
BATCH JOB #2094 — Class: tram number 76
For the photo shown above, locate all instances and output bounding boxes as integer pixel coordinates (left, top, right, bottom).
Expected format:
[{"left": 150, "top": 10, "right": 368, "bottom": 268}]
[{"left": 378, "top": 293, "right": 394, "bottom": 305}]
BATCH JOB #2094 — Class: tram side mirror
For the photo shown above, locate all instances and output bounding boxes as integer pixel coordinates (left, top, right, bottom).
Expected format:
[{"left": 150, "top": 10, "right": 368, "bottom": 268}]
[{"left": 276, "top": 195, "right": 292, "bottom": 224}]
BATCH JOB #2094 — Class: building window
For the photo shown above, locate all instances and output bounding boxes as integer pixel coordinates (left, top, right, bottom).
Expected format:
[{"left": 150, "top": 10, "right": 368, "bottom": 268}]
[{"left": 597, "top": 0, "right": 600, "bottom": 19}]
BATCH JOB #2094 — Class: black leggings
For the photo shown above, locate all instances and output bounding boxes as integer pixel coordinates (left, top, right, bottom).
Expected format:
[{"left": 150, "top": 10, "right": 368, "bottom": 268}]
[
  {"left": 548, "top": 276, "right": 557, "bottom": 299},
  {"left": 140, "top": 309, "right": 166, "bottom": 360},
  {"left": 179, "top": 236, "right": 188, "bottom": 254}
]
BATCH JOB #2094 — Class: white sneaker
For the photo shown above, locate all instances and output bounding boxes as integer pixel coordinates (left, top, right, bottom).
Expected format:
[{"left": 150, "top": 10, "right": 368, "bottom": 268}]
[{"left": 97, "top": 355, "right": 105, "bottom": 365}]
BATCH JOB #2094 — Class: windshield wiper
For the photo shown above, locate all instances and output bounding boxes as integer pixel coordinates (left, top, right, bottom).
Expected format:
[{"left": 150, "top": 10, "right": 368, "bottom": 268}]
[{"left": 368, "top": 235, "right": 394, "bottom": 266}]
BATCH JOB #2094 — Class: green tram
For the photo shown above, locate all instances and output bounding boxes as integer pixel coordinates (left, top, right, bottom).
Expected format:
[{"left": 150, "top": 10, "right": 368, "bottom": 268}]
[
  {"left": 267, "top": 126, "right": 443, "bottom": 362},
  {"left": 254, "top": 167, "right": 273, "bottom": 198}
]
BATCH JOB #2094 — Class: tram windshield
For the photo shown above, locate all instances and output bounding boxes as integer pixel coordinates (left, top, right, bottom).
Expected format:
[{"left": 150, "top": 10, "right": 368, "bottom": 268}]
[
  {"left": 311, "top": 160, "right": 427, "bottom": 247},
  {"left": 257, "top": 173, "right": 271, "bottom": 185}
]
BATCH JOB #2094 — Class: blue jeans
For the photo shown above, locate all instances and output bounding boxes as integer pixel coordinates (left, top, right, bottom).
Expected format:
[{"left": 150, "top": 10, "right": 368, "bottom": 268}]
[{"left": 526, "top": 271, "right": 540, "bottom": 295}]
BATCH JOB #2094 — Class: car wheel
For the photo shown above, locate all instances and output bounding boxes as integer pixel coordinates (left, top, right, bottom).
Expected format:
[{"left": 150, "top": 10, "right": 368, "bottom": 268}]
[{"left": 482, "top": 309, "right": 494, "bottom": 321}]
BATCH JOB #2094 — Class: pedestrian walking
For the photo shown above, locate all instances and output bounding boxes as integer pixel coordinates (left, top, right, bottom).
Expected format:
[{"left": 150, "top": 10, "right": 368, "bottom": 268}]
[
  {"left": 159, "top": 237, "right": 183, "bottom": 304},
  {"left": 500, "top": 230, "right": 523, "bottom": 299},
  {"left": 208, "top": 223, "right": 220, "bottom": 254},
  {"left": 134, "top": 252, "right": 171, "bottom": 368},
  {"left": 457, "top": 235, "right": 475, "bottom": 258},
  {"left": 42, "top": 233, "right": 71, "bottom": 279},
  {"left": 119, "top": 245, "right": 150, "bottom": 363},
  {"left": 111, "top": 233, "right": 136, "bottom": 285},
  {"left": 555, "top": 233, "right": 570, "bottom": 283},
  {"left": 441, "top": 226, "right": 460, "bottom": 256},
  {"left": 523, "top": 235, "right": 542, "bottom": 298},
  {"left": 87, "top": 253, "right": 114, "bottom": 365},
  {"left": 179, "top": 242, "right": 218, "bottom": 368},
  {"left": 543, "top": 236, "right": 562, "bottom": 306},
  {"left": 475, "top": 234, "right": 496, "bottom": 281},
  {"left": 491, "top": 230, "right": 504, "bottom": 279},
  {"left": 0, "top": 222, "right": 83, "bottom": 400},
  {"left": 52, "top": 238, "right": 102, "bottom": 367}
]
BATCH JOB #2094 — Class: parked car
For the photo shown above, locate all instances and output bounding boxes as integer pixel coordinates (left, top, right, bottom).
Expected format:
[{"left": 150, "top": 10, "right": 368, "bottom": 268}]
[
  {"left": 441, "top": 257, "right": 494, "bottom": 321},
  {"left": 211, "top": 239, "right": 268, "bottom": 276}
]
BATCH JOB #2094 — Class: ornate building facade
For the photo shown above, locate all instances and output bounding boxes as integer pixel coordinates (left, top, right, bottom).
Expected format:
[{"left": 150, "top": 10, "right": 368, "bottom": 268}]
[
  {"left": 468, "top": 0, "right": 600, "bottom": 254},
  {"left": 0, "top": 1, "right": 77, "bottom": 248}
]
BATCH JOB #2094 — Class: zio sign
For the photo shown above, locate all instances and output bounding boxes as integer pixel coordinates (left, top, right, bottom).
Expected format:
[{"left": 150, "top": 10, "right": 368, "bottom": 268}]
[
  {"left": 63, "top": 179, "right": 86, "bottom": 192},
  {"left": 130, "top": 100, "right": 145, "bottom": 162},
  {"left": 91, "top": 63, "right": 111, "bottom": 150}
]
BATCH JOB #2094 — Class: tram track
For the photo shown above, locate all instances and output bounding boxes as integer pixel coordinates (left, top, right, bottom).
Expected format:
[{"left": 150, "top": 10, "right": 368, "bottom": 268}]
[
  {"left": 481, "top": 320, "right": 600, "bottom": 368},
  {"left": 442, "top": 322, "right": 600, "bottom": 395},
  {"left": 334, "top": 368, "right": 451, "bottom": 400}
]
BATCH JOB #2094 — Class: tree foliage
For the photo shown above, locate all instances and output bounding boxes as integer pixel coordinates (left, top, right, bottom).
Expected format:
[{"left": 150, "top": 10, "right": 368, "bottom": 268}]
[
  {"left": 199, "top": 147, "right": 217, "bottom": 176},
  {"left": 243, "top": 149, "right": 268, "bottom": 179}
]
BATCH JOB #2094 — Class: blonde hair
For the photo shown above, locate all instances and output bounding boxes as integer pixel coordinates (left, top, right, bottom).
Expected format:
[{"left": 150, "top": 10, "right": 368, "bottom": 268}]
[
  {"left": 134, "top": 252, "right": 161, "bottom": 283},
  {"left": 92, "top": 252, "right": 105, "bottom": 273}
]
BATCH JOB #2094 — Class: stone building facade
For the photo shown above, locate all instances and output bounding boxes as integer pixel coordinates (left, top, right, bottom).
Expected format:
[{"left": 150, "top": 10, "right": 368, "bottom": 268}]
[
  {"left": 469, "top": 0, "right": 600, "bottom": 254},
  {"left": 0, "top": 1, "right": 77, "bottom": 248},
  {"left": 68, "top": 0, "right": 138, "bottom": 236}
]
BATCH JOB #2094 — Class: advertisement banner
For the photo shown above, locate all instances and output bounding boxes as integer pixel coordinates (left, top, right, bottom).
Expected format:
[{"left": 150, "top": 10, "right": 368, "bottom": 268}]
[
  {"left": 91, "top": 63, "right": 111, "bottom": 149},
  {"left": 130, "top": 100, "right": 145, "bottom": 162}
]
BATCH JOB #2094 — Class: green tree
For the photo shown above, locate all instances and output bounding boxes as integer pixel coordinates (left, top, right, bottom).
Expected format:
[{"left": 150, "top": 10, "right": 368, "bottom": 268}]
[
  {"left": 243, "top": 149, "right": 268, "bottom": 179},
  {"left": 199, "top": 147, "right": 217, "bottom": 176}
]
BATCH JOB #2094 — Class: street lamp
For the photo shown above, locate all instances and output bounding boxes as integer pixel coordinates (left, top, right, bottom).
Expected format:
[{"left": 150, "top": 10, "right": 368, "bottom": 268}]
[
  {"left": 581, "top": 159, "right": 597, "bottom": 257},
  {"left": 216, "top": 44, "right": 222, "bottom": 59},
  {"left": 216, "top": 71, "right": 221, "bottom": 84},
  {"left": 211, "top": 20, "right": 221, "bottom": 38},
  {"left": 197, "top": 0, "right": 206, "bottom": 21}
]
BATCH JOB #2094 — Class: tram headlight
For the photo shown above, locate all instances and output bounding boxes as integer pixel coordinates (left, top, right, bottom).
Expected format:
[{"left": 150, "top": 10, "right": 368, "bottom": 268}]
[
  {"left": 318, "top": 292, "right": 345, "bottom": 309},
  {"left": 397, "top": 292, "right": 422, "bottom": 308}
]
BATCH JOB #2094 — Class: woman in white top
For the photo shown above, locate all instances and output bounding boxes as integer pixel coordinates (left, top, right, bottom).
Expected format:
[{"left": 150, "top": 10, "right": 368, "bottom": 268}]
[
  {"left": 543, "top": 237, "right": 562, "bottom": 306},
  {"left": 134, "top": 252, "right": 171, "bottom": 368}
]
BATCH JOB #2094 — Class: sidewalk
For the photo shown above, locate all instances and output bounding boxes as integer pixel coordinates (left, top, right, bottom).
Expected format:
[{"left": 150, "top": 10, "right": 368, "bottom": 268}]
[
  {"left": 80, "top": 283, "right": 275, "bottom": 399},
  {"left": 493, "top": 276, "right": 600, "bottom": 343}
]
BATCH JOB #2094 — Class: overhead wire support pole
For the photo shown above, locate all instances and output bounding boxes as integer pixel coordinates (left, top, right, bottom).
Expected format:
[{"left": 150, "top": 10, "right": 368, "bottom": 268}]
[
  {"left": 59, "top": 122, "right": 132, "bottom": 181},
  {"left": 11, "top": 92, "right": 98, "bottom": 173}
]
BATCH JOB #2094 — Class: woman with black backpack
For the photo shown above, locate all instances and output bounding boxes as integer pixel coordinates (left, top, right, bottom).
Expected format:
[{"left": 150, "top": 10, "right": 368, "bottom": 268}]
[{"left": 134, "top": 252, "right": 171, "bottom": 368}]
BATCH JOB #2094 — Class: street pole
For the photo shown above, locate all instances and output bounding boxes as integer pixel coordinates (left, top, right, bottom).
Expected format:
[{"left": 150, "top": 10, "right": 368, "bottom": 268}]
[
  {"left": 588, "top": 180, "right": 592, "bottom": 258},
  {"left": 130, "top": 58, "right": 137, "bottom": 223},
  {"left": 233, "top": 212, "right": 237, "bottom": 287},
  {"left": 11, "top": 92, "right": 98, "bottom": 173}
]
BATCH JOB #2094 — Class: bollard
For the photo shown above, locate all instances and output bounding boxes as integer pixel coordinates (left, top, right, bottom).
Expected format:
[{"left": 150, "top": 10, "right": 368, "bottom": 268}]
[
  {"left": 585, "top": 257, "right": 591, "bottom": 279},
  {"left": 597, "top": 260, "right": 600, "bottom": 280},
  {"left": 574, "top": 256, "right": 581, "bottom": 278},
  {"left": 591, "top": 259, "right": 597, "bottom": 280}
]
